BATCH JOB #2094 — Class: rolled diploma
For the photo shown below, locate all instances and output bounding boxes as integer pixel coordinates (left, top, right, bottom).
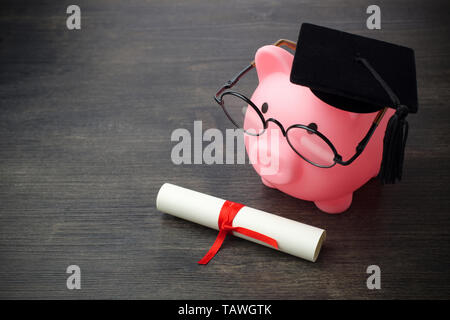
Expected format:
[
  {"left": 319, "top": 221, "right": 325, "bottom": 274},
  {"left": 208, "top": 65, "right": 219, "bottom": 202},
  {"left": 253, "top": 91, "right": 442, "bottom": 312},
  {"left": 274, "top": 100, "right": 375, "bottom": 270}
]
[{"left": 156, "top": 183, "right": 326, "bottom": 262}]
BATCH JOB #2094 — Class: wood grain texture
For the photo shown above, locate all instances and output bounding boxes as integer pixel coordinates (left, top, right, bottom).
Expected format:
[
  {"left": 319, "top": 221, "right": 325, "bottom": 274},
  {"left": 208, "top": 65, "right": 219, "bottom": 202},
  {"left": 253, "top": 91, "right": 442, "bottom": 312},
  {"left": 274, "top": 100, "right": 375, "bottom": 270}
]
[{"left": 0, "top": 0, "right": 449, "bottom": 299}]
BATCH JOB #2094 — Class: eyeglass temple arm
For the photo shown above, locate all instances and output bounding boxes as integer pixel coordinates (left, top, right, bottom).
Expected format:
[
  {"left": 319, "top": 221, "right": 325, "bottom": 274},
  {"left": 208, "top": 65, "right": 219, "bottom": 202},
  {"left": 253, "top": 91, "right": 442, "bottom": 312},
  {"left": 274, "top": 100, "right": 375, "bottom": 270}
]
[
  {"left": 214, "top": 64, "right": 254, "bottom": 102},
  {"left": 215, "top": 39, "right": 297, "bottom": 103},
  {"left": 338, "top": 107, "right": 388, "bottom": 166}
]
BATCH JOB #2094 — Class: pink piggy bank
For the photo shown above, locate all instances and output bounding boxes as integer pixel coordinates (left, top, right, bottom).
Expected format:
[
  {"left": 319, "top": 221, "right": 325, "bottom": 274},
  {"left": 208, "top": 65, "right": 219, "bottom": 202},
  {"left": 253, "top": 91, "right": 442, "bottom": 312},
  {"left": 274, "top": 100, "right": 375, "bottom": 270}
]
[{"left": 244, "top": 45, "right": 394, "bottom": 214}]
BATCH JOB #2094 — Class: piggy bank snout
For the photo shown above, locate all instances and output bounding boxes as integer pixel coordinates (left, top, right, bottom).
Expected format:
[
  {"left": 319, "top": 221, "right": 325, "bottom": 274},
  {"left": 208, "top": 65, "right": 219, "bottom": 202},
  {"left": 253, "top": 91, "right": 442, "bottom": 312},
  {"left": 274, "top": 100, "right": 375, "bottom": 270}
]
[{"left": 248, "top": 130, "right": 301, "bottom": 185}]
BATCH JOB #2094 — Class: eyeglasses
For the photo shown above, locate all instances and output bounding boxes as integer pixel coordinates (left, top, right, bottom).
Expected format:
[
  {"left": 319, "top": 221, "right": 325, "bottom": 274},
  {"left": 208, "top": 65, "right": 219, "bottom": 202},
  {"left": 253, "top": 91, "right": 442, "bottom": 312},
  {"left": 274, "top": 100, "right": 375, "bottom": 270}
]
[{"left": 214, "top": 39, "right": 388, "bottom": 168}]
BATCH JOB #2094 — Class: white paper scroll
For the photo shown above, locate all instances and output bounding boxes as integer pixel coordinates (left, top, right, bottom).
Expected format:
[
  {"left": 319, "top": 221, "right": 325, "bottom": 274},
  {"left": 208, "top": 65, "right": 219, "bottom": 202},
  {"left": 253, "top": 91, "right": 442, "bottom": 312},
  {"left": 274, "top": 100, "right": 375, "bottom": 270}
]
[{"left": 156, "top": 183, "right": 326, "bottom": 262}]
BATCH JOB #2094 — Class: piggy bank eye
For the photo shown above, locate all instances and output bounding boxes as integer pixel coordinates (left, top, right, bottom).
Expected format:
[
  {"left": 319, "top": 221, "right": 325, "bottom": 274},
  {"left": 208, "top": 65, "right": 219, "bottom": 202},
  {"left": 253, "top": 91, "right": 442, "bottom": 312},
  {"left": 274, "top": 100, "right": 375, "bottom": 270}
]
[
  {"left": 261, "top": 102, "right": 269, "bottom": 113},
  {"left": 307, "top": 122, "right": 318, "bottom": 134}
]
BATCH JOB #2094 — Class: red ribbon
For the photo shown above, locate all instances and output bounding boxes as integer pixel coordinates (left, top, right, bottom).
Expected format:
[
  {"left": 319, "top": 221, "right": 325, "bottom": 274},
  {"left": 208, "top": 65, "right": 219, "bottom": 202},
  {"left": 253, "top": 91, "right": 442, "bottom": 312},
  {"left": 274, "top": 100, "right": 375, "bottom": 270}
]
[{"left": 198, "top": 200, "right": 279, "bottom": 265}]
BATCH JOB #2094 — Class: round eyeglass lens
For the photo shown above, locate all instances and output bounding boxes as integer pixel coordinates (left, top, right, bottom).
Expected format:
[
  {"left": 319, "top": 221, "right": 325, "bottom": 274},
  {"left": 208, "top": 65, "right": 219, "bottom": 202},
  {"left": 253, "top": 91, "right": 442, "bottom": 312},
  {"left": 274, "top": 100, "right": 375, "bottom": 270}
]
[
  {"left": 221, "top": 93, "right": 265, "bottom": 136},
  {"left": 286, "top": 127, "right": 335, "bottom": 167}
]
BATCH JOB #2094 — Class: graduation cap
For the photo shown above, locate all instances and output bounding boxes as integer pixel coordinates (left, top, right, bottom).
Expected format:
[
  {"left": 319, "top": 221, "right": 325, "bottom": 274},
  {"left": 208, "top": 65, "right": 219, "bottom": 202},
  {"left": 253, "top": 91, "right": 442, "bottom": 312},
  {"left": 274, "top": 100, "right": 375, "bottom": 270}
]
[{"left": 290, "top": 23, "right": 418, "bottom": 184}]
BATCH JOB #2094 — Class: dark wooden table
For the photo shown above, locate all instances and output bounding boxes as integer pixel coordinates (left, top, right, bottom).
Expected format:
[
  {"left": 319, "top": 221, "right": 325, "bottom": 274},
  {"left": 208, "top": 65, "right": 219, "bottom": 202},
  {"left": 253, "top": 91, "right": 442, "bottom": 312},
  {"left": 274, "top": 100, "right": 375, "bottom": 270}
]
[{"left": 1, "top": 0, "right": 449, "bottom": 299}]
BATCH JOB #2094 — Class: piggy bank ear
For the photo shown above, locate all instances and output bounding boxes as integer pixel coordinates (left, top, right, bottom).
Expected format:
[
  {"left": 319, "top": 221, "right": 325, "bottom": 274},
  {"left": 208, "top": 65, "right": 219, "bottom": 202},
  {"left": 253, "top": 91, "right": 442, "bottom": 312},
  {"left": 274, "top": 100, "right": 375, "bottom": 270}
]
[{"left": 255, "top": 45, "right": 293, "bottom": 81}]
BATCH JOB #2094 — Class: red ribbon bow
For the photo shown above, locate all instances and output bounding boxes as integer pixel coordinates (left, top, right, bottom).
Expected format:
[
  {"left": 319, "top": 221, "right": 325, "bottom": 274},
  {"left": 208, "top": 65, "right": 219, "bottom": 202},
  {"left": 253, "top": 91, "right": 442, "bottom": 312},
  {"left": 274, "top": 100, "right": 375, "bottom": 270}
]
[{"left": 198, "top": 200, "right": 279, "bottom": 265}]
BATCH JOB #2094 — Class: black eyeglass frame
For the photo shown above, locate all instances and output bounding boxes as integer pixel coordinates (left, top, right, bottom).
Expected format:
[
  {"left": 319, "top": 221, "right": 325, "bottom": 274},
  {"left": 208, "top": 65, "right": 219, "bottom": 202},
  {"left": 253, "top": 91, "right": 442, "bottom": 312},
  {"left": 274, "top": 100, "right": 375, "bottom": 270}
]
[{"left": 214, "top": 39, "right": 388, "bottom": 168}]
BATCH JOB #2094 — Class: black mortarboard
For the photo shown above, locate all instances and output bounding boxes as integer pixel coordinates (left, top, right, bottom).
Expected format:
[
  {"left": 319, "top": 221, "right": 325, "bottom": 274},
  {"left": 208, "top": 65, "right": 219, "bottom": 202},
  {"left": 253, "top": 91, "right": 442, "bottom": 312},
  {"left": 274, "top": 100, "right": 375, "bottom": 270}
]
[{"left": 290, "top": 23, "right": 418, "bottom": 184}]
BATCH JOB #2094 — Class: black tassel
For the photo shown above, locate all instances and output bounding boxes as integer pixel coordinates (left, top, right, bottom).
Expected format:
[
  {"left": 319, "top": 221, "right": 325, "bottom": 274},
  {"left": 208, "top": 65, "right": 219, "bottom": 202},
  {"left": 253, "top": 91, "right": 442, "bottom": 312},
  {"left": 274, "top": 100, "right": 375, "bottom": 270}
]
[
  {"left": 355, "top": 57, "right": 413, "bottom": 184},
  {"left": 378, "top": 105, "right": 409, "bottom": 184}
]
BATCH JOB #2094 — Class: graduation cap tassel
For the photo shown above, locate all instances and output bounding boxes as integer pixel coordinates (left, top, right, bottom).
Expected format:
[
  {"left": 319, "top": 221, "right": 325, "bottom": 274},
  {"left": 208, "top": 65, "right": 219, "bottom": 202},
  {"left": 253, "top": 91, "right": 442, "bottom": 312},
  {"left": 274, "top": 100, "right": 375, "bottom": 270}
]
[
  {"left": 378, "top": 105, "right": 409, "bottom": 184},
  {"left": 354, "top": 56, "right": 411, "bottom": 184}
]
